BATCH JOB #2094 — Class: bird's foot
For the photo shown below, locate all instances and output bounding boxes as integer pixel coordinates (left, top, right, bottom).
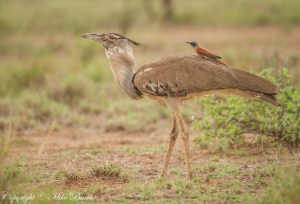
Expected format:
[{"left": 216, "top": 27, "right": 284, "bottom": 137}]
[{"left": 160, "top": 171, "right": 167, "bottom": 178}]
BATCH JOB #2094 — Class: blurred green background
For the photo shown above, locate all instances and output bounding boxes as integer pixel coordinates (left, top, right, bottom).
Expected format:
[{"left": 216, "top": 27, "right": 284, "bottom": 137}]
[{"left": 0, "top": 0, "right": 300, "bottom": 132}]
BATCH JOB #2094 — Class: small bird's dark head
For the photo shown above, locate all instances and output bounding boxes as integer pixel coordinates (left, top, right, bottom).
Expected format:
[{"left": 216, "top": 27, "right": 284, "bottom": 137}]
[
  {"left": 81, "top": 33, "right": 141, "bottom": 49},
  {"left": 186, "top": 41, "right": 197, "bottom": 48}
]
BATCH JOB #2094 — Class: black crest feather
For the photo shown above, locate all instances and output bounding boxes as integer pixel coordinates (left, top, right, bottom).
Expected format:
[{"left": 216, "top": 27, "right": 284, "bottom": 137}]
[{"left": 110, "top": 33, "right": 142, "bottom": 46}]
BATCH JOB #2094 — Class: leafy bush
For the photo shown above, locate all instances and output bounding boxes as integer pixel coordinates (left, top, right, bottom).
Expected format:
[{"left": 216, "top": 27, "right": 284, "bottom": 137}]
[{"left": 193, "top": 68, "right": 300, "bottom": 148}]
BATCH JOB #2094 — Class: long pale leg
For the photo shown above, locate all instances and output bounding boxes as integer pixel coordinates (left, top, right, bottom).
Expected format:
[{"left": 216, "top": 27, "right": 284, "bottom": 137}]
[
  {"left": 178, "top": 116, "right": 192, "bottom": 179},
  {"left": 162, "top": 98, "right": 192, "bottom": 179},
  {"left": 160, "top": 112, "right": 179, "bottom": 177}
]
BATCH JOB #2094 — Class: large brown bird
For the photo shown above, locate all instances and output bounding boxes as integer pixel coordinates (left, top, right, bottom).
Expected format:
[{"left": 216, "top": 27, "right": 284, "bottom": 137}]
[{"left": 81, "top": 33, "right": 281, "bottom": 179}]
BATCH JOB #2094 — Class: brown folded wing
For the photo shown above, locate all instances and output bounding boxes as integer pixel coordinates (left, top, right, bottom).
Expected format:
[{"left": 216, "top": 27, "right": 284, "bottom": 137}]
[{"left": 134, "top": 55, "right": 280, "bottom": 105}]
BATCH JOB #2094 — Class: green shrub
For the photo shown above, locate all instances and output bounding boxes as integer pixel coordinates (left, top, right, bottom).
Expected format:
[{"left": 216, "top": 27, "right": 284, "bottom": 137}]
[{"left": 193, "top": 68, "right": 300, "bottom": 147}]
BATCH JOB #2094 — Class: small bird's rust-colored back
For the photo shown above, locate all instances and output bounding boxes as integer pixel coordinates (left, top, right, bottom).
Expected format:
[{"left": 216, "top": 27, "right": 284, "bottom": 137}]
[
  {"left": 196, "top": 46, "right": 221, "bottom": 59},
  {"left": 187, "top": 41, "right": 226, "bottom": 65}
]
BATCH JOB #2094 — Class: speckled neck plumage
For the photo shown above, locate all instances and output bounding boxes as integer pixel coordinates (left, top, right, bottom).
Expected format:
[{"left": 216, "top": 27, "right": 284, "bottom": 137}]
[{"left": 104, "top": 43, "right": 142, "bottom": 99}]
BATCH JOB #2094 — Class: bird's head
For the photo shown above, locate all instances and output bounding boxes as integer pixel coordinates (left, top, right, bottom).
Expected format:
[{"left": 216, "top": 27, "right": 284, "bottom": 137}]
[
  {"left": 81, "top": 33, "right": 141, "bottom": 50},
  {"left": 186, "top": 41, "right": 197, "bottom": 48},
  {"left": 81, "top": 33, "right": 142, "bottom": 99}
]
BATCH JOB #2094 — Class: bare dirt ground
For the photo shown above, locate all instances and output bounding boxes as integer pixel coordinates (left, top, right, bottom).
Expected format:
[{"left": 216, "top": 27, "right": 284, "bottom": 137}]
[{"left": 7, "top": 118, "right": 294, "bottom": 203}]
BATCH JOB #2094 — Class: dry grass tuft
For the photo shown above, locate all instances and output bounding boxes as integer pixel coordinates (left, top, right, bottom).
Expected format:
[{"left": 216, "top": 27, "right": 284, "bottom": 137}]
[
  {"left": 62, "top": 170, "right": 87, "bottom": 185},
  {"left": 91, "top": 163, "right": 123, "bottom": 178}
]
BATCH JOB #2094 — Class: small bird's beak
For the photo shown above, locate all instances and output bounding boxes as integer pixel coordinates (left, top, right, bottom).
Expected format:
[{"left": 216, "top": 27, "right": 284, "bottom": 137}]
[
  {"left": 186, "top": 42, "right": 192, "bottom": 45},
  {"left": 81, "top": 33, "right": 105, "bottom": 43}
]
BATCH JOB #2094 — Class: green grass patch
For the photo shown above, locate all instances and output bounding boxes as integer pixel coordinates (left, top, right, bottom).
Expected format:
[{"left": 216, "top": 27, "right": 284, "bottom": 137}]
[
  {"left": 91, "top": 163, "right": 124, "bottom": 178},
  {"left": 1, "top": 0, "right": 300, "bottom": 34},
  {"left": 122, "top": 160, "right": 282, "bottom": 203},
  {"left": 0, "top": 64, "right": 47, "bottom": 96},
  {"left": 0, "top": 91, "right": 74, "bottom": 132},
  {"left": 0, "top": 135, "right": 24, "bottom": 198},
  {"left": 252, "top": 165, "right": 300, "bottom": 204},
  {"left": 116, "top": 145, "right": 166, "bottom": 154}
]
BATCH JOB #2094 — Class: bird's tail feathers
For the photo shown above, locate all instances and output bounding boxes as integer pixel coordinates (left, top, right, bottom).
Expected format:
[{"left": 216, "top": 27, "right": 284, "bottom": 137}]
[
  {"left": 244, "top": 90, "right": 281, "bottom": 106},
  {"left": 260, "top": 93, "right": 281, "bottom": 106}
]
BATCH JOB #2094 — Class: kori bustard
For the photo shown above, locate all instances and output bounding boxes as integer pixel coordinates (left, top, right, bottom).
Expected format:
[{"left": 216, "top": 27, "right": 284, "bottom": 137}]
[{"left": 81, "top": 33, "right": 280, "bottom": 179}]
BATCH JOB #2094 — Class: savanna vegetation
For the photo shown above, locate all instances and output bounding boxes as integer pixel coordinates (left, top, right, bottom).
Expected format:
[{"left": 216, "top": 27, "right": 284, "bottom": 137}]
[{"left": 0, "top": 0, "right": 300, "bottom": 203}]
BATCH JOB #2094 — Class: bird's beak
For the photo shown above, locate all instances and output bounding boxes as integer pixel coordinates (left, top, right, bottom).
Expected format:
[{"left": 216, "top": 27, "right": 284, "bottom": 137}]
[
  {"left": 81, "top": 33, "right": 105, "bottom": 43},
  {"left": 186, "top": 42, "right": 192, "bottom": 45}
]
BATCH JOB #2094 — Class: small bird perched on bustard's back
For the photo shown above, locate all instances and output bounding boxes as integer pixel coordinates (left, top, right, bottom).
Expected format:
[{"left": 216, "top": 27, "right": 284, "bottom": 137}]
[
  {"left": 81, "top": 33, "right": 281, "bottom": 179},
  {"left": 186, "top": 41, "right": 226, "bottom": 65}
]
